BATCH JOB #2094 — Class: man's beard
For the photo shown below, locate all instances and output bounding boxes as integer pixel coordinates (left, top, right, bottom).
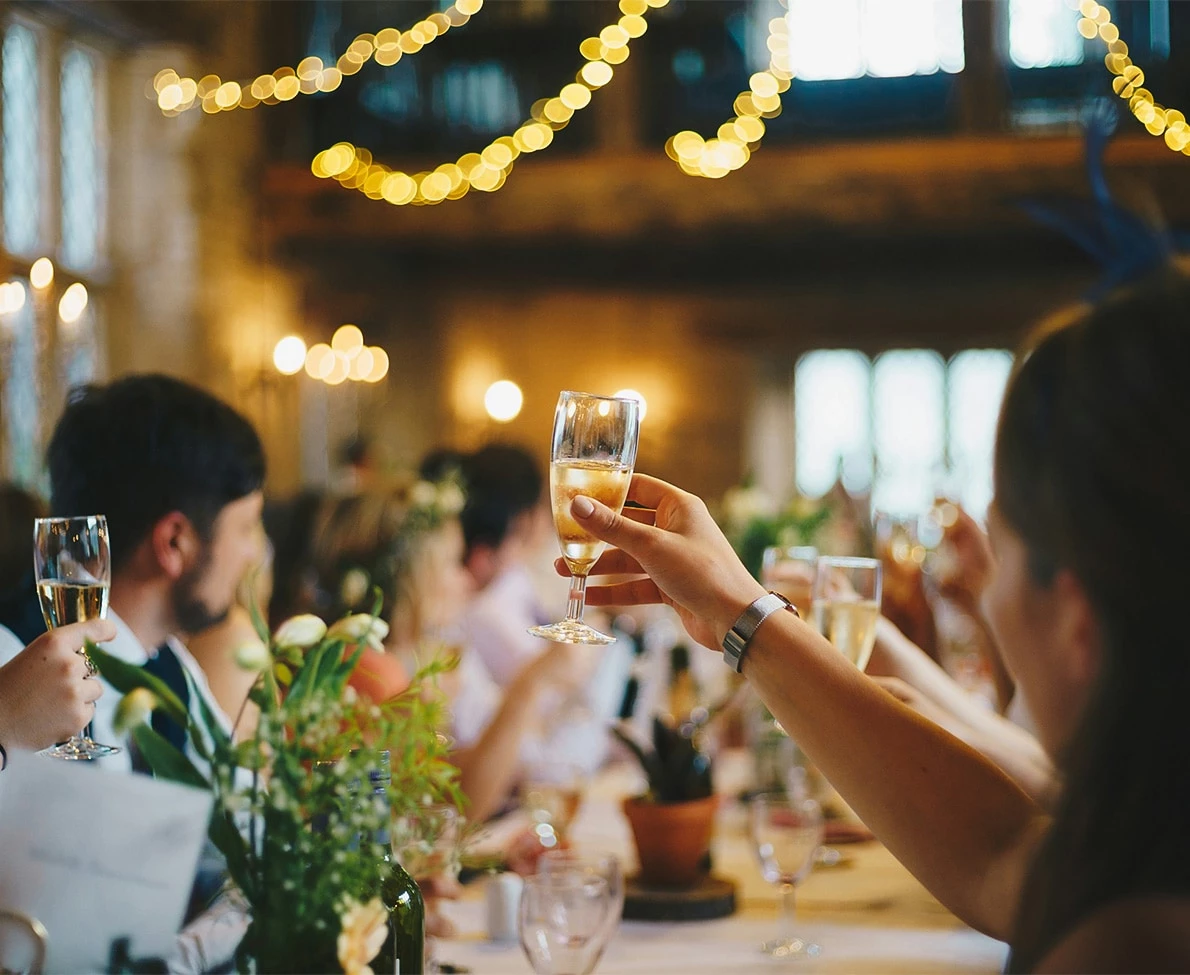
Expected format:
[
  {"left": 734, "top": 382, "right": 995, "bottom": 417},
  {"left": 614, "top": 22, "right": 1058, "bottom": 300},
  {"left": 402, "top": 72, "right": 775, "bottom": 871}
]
[{"left": 172, "top": 555, "right": 231, "bottom": 636}]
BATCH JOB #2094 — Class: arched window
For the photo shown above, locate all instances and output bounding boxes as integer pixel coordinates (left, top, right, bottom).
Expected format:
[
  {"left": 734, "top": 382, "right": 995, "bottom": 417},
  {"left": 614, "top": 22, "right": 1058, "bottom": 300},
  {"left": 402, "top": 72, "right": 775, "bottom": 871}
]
[
  {"left": 948, "top": 349, "right": 1014, "bottom": 517},
  {"left": 60, "top": 45, "right": 104, "bottom": 272},
  {"left": 795, "top": 350, "right": 872, "bottom": 498},
  {"left": 1008, "top": 0, "right": 1085, "bottom": 69},
  {"left": 3, "top": 22, "right": 41, "bottom": 256},
  {"left": 1, "top": 279, "right": 40, "bottom": 486},
  {"left": 872, "top": 350, "right": 946, "bottom": 517}
]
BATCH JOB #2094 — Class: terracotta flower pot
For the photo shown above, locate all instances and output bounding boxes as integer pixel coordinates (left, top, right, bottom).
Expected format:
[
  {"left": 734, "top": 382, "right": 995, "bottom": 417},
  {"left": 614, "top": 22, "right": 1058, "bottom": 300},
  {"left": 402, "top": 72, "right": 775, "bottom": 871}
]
[{"left": 622, "top": 794, "right": 719, "bottom": 889}]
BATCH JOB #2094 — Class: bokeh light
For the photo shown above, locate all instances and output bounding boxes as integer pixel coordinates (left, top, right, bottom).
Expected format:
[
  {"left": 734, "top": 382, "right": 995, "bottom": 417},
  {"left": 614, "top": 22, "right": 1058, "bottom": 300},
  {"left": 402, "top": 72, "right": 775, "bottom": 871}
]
[{"left": 484, "top": 380, "right": 524, "bottom": 422}]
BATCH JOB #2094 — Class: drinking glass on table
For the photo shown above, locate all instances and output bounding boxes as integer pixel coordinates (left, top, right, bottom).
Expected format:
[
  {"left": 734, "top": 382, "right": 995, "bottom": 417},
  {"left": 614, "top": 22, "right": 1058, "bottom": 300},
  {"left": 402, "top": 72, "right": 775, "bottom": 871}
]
[
  {"left": 519, "top": 873, "right": 612, "bottom": 975},
  {"left": 529, "top": 391, "right": 640, "bottom": 646},
  {"left": 33, "top": 515, "right": 119, "bottom": 760},
  {"left": 523, "top": 759, "right": 586, "bottom": 848},
  {"left": 538, "top": 850, "right": 624, "bottom": 951},
  {"left": 760, "top": 545, "right": 818, "bottom": 617},
  {"left": 811, "top": 556, "right": 882, "bottom": 672},
  {"left": 750, "top": 791, "right": 824, "bottom": 959}
]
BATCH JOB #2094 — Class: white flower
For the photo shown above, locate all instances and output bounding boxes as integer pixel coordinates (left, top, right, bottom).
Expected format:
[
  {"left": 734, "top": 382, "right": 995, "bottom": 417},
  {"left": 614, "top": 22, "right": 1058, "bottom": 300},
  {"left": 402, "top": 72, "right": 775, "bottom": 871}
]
[
  {"left": 410, "top": 480, "right": 438, "bottom": 509},
  {"left": 272, "top": 614, "right": 327, "bottom": 650},
  {"left": 337, "top": 896, "right": 388, "bottom": 975},
  {"left": 113, "top": 688, "right": 156, "bottom": 734},
  {"left": 340, "top": 568, "right": 370, "bottom": 608},
  {"left": 234, "top": 638, "right": 271, "bottom": 672},
  {"left": 327, "top": 613, "right": 390, "bottom": 652},
  {"left": 437, "top": 482, "right": 465, "bottom": 515}
]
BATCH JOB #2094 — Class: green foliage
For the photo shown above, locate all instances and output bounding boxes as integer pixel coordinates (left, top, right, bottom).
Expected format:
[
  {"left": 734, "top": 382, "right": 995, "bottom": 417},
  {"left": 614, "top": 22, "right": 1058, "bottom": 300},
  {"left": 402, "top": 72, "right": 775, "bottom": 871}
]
[
  {"left": 734, "top": 505, "right": 833, "bottom": 583},
  {"left": 613, "top": 716, "right": 713, "bottom": 804},
  {"left": 89, "top": 596, "right": 463, "bottom": 973}
]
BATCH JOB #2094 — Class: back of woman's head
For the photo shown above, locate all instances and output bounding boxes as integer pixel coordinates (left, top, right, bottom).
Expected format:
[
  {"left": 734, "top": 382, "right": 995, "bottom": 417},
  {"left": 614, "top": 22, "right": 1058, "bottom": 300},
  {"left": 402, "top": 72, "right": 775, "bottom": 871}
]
[{"left": 1002, "top": 271, "right": 1190, "bottom": 969}]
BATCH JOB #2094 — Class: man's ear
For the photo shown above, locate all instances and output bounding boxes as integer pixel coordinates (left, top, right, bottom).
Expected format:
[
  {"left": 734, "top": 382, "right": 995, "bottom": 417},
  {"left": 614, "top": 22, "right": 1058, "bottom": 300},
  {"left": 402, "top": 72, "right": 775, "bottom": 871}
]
[{"left": 149, "top": 511, "right": 200, "bottom": 581}]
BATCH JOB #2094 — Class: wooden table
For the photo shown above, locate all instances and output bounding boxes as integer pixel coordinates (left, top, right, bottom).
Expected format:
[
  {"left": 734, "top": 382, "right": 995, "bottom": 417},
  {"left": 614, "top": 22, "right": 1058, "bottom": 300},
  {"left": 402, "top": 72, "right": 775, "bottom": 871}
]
[{"left": 436, "top": 752, "right": 1008, "bottom": 974}]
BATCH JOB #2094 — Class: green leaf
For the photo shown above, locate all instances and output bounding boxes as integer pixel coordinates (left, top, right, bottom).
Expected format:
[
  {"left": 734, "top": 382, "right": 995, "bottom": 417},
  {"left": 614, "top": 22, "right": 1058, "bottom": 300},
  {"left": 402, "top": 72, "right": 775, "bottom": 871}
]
[
  {"left": 209, "top": 808, "right": 255, "bottom": 901},
  {"left": 131, "top": 723, "right": 210, "bottom": 790},
  {"left": 88, "top": 642, "right": 189, "bottom": 729},
  {"left": 246, "top": 578, "right": 271, "bottom": 646}
]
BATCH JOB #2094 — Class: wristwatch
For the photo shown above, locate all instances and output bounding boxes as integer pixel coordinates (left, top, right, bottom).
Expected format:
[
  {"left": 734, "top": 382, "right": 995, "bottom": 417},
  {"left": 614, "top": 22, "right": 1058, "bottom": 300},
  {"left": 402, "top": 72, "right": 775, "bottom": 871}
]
[{"left": 722, "top": 591, "right": 799, "bottom": 673}]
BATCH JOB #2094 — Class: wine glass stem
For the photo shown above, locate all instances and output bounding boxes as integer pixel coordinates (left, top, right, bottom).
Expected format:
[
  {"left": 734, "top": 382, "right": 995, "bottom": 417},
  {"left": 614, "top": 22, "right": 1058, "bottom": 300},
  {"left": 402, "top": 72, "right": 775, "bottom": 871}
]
[
  {"left": 779, "top": 882, "right": 797, "bottom": 942},
  {"left": 566, "top": 574, "right": 589, "bottom": 623}
]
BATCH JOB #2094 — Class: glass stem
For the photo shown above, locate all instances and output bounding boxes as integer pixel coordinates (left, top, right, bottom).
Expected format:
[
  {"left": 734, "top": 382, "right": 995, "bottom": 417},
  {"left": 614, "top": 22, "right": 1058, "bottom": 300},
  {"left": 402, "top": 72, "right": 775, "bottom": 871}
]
[
  {"left": 566, "top": 574, "right": 589, "bottom": 623},
  {"left": 779, "top": 882, "right": 797, "bottom": 942}
]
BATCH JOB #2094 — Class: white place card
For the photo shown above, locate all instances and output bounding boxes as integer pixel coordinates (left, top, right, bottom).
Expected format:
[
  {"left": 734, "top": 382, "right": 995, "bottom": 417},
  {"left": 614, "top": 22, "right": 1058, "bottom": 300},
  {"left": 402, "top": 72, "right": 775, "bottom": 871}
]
[{"left": 0, "top": 749, "right": 213, "bottom": 973}]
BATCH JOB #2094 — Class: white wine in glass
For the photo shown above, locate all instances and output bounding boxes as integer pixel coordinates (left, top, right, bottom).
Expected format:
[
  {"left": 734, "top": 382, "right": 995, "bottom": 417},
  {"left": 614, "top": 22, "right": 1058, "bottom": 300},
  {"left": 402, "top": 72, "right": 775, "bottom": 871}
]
[
  {"left": 811, "top": 556, "right": 882, "bottom": 672},
  {"left": 33, "top": 515, "right": 120, "bottom": 760},
  {"left": 530, "top": 391, "right": 640, "bottom": 646}
]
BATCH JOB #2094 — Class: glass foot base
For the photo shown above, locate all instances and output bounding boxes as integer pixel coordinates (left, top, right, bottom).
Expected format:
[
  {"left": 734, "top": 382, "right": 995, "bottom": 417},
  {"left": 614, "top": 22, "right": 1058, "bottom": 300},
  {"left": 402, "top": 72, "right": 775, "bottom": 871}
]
[
  {"left": 528, "top": 619, "right": 617, "bottom": 646},
  {"left": 760, "top": 937, "right": 821, "bottom": 959},
  {"left": 45, "top": 737, "right": 121, "bottom": 761}
]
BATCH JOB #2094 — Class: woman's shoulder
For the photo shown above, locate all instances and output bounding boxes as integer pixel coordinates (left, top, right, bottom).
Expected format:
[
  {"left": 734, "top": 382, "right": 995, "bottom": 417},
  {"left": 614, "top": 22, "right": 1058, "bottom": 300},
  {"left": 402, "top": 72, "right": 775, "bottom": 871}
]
[{"left": 1037, "top": 896, "right": 1190, "bottom": 973}]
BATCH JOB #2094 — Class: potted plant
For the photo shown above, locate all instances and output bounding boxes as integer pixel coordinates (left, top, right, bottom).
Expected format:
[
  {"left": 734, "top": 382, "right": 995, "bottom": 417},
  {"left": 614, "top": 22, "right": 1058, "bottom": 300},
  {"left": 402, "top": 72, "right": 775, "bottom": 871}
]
[{"left": 614, "top": 716, "right": 717, "bottom": 889}]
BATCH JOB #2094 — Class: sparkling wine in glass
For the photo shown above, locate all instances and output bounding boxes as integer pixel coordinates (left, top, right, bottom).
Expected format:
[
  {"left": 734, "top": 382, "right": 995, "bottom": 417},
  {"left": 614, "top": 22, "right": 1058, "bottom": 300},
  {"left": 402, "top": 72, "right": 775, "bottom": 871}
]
[
  {"left": 519, "top": 873, "right": 612, "bottom": 975},
  {"left": 33, "top": 515, "right": 120, "bottom": 760},
  {"left": 523, "top": 759, "right": 585, "bottom": 847},
  {"left": 529, "top": 391, "right": 640, "bottom": 646},
  {"left": 811, "top": 556, "right": 882, "bottom": 672},
  {"left": 750, "top": 791, "right": 824, "bottom": 958}
]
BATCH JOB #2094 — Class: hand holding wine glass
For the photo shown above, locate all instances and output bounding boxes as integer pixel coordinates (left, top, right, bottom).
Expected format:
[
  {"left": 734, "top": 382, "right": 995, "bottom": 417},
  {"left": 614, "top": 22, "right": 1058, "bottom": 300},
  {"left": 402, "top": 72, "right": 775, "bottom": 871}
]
[
  {"left": 32, "top": 515, "right": 120, "bottom": 759},
  {"left": 529, "top": 392, "right": 640, "bottom": 646}
]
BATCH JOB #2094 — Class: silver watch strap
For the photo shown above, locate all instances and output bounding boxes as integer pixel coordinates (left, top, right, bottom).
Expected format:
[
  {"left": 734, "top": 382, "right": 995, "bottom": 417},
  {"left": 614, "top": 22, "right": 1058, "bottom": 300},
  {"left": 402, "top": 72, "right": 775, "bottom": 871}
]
[{"left": 722, "top": 591, "right": 797, "bottom": 673}]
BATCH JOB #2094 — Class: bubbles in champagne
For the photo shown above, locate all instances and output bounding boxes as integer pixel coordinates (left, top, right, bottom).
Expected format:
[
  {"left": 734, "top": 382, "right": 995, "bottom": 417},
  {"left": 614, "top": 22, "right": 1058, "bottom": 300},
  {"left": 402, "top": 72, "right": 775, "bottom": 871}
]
[{"left": 550, "top": 459, "right": 631, "bottom": 574}]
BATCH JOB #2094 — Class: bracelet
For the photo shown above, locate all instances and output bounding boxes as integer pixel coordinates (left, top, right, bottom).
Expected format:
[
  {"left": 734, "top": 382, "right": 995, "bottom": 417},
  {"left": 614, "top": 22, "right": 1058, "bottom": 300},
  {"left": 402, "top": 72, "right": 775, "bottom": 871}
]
[{"left": 721, "top": 591, "right": 800, "bottom": 673}]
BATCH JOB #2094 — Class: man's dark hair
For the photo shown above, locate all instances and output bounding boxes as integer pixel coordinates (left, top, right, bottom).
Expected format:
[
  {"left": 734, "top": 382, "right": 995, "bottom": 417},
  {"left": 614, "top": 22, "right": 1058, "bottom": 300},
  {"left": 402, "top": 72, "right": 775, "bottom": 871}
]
[
  {"left": 457, "top": 444, "right": 542, "bottom": 554},
  {"left": 48, "top": 374, "right": 266, "bottom": 572}
]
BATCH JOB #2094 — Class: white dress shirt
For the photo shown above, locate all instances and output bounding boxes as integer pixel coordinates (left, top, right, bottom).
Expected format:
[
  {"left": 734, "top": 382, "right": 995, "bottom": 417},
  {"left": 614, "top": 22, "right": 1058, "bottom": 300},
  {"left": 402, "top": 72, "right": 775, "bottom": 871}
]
[{"left": 0, "top": 623, "right": 22, "bottom": 663}]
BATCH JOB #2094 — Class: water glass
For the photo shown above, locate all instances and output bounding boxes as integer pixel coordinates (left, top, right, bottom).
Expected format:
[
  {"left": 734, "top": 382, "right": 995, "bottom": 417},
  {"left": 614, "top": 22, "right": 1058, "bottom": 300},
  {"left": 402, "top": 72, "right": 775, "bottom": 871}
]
[
  {"left": 750, "top": 791, "right": 824, "bottom": 958},
  {"left": 538, "top": 850, "right": 623, "bottom": 950},
  {"left": 760, "top": 545, "right": 817, "bottom": 616},
  {"left": 519, "top": 873, "right": 612, "bottom": 975}
]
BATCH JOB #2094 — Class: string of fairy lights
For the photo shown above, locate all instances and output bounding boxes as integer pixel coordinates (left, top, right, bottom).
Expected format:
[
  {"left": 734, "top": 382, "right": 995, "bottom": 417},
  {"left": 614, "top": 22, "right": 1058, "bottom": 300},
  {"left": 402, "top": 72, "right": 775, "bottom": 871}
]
[
  {"left": 150, "top": 0, "right": 483, "bottom": 116},
  {"left": 156, "top": 0, "right": 1189, "bottom": 197},
  {"left": 309, "top": 0, "right": 663, "bottom": 205},
  {"left": 665, "top": 0, "right": 791, "bottom": 179},
  {"left": 1082, "top": 0, "right": 1190, "bottom": 154}
]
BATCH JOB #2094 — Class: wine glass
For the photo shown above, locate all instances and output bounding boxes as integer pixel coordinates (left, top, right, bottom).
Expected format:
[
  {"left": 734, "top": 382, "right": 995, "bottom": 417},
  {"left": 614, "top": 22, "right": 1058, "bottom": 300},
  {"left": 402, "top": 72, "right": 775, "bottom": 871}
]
[
  {"left": 529, "top": 391, "right": 640, "bottom": 646},
  {"left": 760, "top": 545, "right": 818, "bottom": 616},
  {"left": 750, "top": 791, "right": 824, "bottom": 959},
  {"left": 32, "top": 515, "right": 120, "bottom": 760},
  {"left": 392, "top": 804, "right": 462, "bottom": 882},
  {"left": 519, "top": 873, "right": 612, "bottom": 975},
  {"left": 811, "top": 556, "right": 882, "bottom": 672},
  {"left": 538, "top": 850, "right": 623, "bottom": 952},
  {"left": 523, "top": 759, "right": 585, "bottom": 848}
]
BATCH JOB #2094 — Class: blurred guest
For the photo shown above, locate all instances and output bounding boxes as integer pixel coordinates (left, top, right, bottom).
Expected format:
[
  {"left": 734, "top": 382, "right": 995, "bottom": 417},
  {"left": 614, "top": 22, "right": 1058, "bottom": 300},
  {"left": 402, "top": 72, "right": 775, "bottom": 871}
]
[
  {"left": 0, "top": 619, "right": 113, "bottom": 763},
  {"left": 305, "top": 479, "right": 584, "bottom": 822},
  {"left": 33, "top": 374, "right": 266, "bottom": 773},
  {"left": 451, "top": 444, "right": 628, "bottom": 777},
  {"left": 263, "top": 489, "right": 323, "bottom": 628},
  {"left": 333, "top": 436, "right": 377, "bottom": 494},
  {"left": 0, "top": 483, "right": 47, "bottom": 644}
]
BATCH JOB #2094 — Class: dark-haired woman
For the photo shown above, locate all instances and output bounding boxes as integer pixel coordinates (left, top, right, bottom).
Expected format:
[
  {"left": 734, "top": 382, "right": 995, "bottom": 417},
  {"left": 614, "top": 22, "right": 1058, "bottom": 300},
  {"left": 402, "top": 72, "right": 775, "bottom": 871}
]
[{"left": 565, "top": 274, "right": 1190, "bottom": 971}]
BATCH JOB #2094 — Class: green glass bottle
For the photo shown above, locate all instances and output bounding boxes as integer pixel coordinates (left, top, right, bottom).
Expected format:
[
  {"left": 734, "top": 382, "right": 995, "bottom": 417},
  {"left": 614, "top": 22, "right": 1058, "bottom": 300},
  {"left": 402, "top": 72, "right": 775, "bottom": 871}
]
[{"left": 367, "top": 752, "right": 426, "bottom": 975}]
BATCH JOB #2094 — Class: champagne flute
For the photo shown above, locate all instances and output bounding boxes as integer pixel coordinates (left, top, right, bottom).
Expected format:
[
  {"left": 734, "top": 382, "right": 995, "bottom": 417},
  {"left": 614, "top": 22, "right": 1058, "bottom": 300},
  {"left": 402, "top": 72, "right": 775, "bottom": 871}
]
[
  {"left": 760, "top": 545, "right": 818, "bottom": 616},
  {"left": 523, "top": 759, "right": 586, "bottom": 847},
  {"left": 529, "top": 391, "right": 640, "bottom": 646},
  {"left": 811, "top": 556, "right": 882, "bottom": 672},
  {"left": 519, "top": 873, "right": 612, "bottom": 975},
  {"left": 750, "top": 791, "right": 824, "bottom": 958},
  {"left": 33, "top": 515, "right": 120, "bottom": 759}
]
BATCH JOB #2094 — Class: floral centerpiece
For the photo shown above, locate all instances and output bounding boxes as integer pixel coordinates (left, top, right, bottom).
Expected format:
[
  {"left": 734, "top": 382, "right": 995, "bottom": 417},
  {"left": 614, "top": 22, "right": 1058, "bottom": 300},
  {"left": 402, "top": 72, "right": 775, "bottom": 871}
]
[{"left": 91, "top": 597, "right": 462, "bottom": 975}]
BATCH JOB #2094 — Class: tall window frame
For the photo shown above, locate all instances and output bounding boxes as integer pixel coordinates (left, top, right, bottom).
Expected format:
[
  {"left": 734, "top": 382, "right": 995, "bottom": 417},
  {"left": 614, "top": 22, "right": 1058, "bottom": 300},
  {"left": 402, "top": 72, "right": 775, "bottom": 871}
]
[{"left": 0, "top": 10, "right": 109, "bottom": 489}]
